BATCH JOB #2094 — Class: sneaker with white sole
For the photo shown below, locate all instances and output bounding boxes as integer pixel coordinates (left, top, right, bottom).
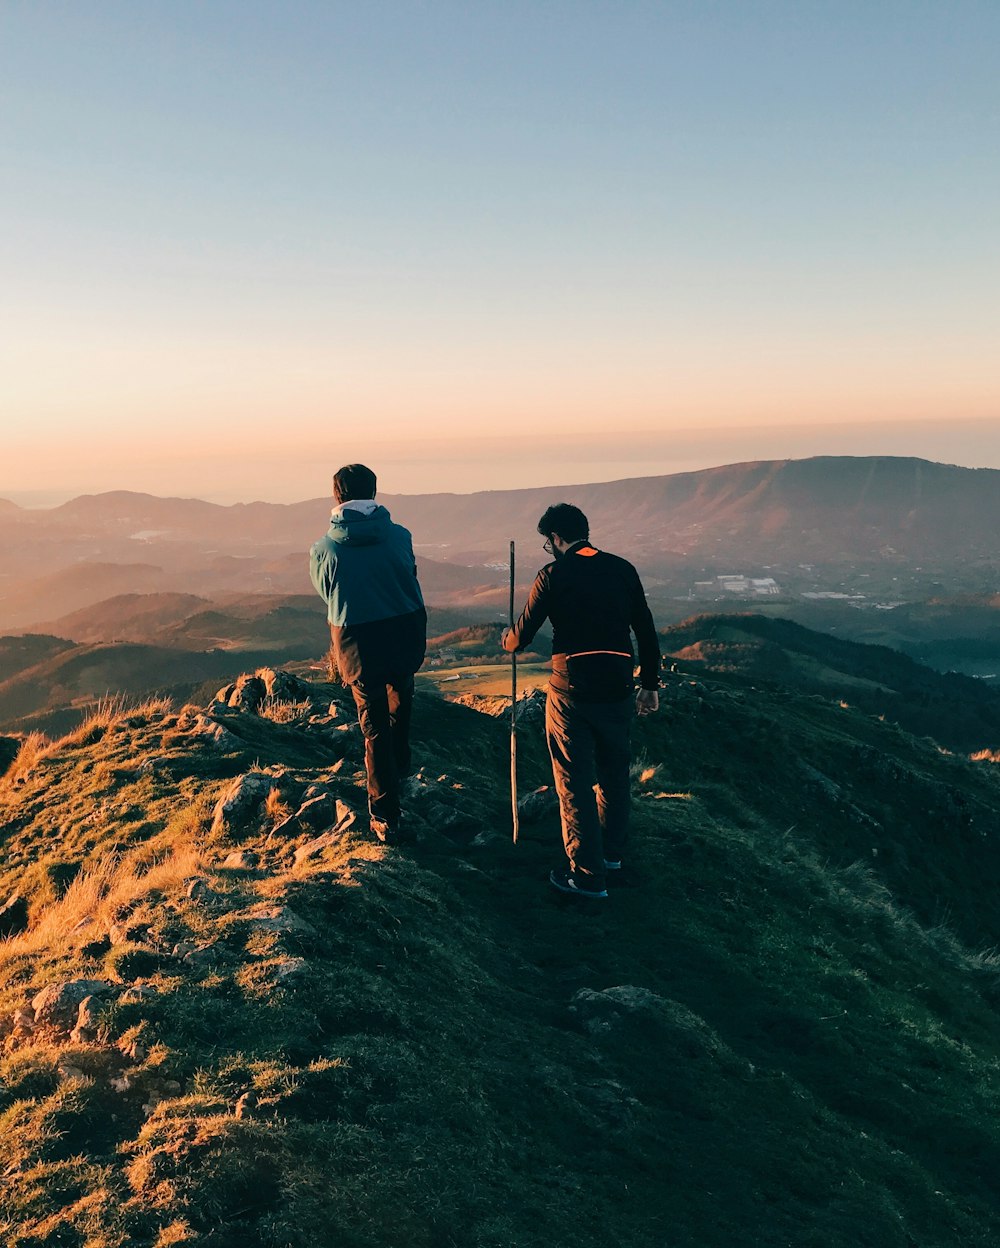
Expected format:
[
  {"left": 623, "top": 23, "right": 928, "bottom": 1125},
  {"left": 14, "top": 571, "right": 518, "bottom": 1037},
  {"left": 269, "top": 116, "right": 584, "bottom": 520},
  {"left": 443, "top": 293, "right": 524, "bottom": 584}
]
[{"left": 549, "top": 868, "right": 608, "bottom": 899}]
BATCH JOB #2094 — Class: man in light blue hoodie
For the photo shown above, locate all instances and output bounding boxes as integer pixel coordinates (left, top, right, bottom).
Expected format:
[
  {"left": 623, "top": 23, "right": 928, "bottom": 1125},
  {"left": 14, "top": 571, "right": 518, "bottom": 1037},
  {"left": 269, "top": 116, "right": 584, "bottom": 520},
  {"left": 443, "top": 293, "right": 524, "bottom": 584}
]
[{"left": 310, "top": 464, "right": 426, "bottom": 843}]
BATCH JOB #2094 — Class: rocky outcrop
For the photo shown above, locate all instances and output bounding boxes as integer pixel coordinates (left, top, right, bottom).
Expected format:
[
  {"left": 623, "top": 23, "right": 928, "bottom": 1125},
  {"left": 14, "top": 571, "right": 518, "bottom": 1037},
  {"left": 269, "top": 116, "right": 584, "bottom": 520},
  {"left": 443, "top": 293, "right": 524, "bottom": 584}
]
[
  {"left": 210, "top": 771, "right": 278, "bottom": 837},
  {"left": 31, "top": 979, "right": 114, "bottom": 1034}
]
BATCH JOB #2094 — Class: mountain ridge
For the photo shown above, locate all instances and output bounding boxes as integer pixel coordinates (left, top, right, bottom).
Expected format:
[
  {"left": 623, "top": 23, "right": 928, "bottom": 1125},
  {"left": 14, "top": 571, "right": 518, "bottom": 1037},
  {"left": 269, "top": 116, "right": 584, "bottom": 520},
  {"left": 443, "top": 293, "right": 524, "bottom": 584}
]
[{"left": 2, "top": 658, "right": 1000, "bottom": 1244}]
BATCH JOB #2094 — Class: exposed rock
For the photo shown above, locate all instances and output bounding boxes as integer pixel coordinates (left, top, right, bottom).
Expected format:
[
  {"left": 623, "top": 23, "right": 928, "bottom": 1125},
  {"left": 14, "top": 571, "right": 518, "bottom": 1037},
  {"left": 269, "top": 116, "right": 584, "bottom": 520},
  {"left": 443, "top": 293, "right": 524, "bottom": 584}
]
[
  {"left": 242, "top": 905, "right": 317, "bottom": 937},
  {"left": 515, "top": 690, "right": 547, "bottom": 724},
  {"left": 120, "top": 986, "right": 159, "bottom": 1005},
  {"left": 271, "top": 958, "right": 308, "bottom": 983},
  {"left": 213, "top": 669, "right": 321, "bottom": 717},
  {"left": 220, "top": 849, "right": 260, "bottom": 871},
  {"left": 182, "top": 943, "right": 217, "bottom": 967},
  {"left": 11, "top": 1008, "right": 35, "bottom": 1039},
  {"left": 31, "top": 979, "right": 114, "bottom": 1032},
  {"left": 273, "top": 796, "right": 356, "bottom": 842},
  {"left": 185, "top": 877, "right": 226, "bottom": 905},
  {"left": 178, "top": 711, "right": 241, "bottom": 749},
  {"left": 471, "top": 830, "right": 505, "bottom": 848},
  {"left": 294, "top": 792, "right": 337, "bottom": 830},
  {"left": 293, "top": 831, "right": 343, "bottom": 866},
  {"left": 215, "top": 673, "right": 267, "bottom": 713},
  {"left": 423, "top": 800, "right": 478, "bottom": 839},
  {"left": 259, "top": 668, "right": 316, "bottom": 703},
  {"left": 581, "top": 1078, "right": 641, "bottom": 1126},
  {"left": 570, "top": 985, "right": 668, "bottom": 1035},
  {"left": 569, "top": 986, "right": 747, "bottom": 1078},
  {"left": 517, "top": 785, "right": 559, "bottom": 823},
  {"left": 70, "top": 994, "right": 105, "bottom": 1044},
  {"left": 210, "top": 771, "right": 276, "bottom": 836},
  {"left": 0, "top": 893, "right": 29, "bottom": 938}
]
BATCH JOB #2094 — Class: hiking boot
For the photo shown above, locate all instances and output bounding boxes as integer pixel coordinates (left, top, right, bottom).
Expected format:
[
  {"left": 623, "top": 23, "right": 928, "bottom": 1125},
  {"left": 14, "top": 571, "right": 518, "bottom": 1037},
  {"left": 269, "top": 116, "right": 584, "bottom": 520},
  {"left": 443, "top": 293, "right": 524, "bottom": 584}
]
[{"left": 548, "top": 869, "right": 608, "bottom": 900}]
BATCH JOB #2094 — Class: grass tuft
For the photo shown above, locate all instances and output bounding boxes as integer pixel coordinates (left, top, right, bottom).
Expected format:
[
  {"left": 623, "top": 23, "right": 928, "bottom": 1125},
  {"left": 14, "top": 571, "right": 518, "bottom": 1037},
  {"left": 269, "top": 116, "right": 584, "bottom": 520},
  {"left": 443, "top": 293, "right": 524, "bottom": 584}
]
[{"left": 1, "top": 846, "right": 201, "bottom": 963}]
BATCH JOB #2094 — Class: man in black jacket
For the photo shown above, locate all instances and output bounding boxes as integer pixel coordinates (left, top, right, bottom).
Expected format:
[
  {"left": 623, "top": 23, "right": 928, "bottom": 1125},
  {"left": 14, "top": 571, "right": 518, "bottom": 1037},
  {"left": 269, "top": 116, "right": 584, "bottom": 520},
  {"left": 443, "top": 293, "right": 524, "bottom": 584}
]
[{"left": 501, "top": 503, "right": 660, "bottom": 898}]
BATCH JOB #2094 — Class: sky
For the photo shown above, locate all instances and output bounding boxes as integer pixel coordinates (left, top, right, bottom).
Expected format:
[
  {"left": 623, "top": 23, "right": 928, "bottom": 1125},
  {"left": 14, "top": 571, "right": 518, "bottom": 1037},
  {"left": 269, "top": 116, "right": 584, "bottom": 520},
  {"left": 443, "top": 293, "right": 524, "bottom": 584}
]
[{"left": 2, "top": 1, "right": 999, "bottom": 504}]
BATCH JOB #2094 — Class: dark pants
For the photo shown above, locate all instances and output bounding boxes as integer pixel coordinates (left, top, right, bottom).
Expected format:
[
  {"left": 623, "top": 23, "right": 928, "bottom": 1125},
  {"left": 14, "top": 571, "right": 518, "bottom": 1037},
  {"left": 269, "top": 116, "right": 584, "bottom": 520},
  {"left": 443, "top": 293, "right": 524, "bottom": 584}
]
[
  {"left": 350, "top": 674, "right": 414, "bottom": 827},
  {"left": 545, "top": 686, "right": 634, "bottom": 889}
]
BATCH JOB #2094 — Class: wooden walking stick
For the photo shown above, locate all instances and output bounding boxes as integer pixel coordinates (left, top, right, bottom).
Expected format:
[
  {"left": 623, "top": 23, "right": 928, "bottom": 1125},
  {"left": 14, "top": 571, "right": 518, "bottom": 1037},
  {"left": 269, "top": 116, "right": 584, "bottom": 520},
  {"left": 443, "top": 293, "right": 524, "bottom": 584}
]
[{"left": 509, "top": 539, "right": 519, "bottom": 844}]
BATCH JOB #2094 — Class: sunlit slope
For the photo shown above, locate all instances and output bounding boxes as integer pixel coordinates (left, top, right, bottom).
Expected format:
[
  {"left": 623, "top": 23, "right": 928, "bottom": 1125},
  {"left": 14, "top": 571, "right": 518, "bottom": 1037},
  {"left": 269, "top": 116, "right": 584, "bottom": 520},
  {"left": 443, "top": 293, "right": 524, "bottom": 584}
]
[{"left": 1, "top": 668, "right": 1000, "bottom": 1245}]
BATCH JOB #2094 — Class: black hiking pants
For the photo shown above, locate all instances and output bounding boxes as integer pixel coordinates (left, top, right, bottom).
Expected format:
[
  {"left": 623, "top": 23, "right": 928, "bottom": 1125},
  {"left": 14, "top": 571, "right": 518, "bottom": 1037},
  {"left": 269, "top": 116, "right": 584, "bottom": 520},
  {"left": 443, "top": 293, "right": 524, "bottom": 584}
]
[
  {"left": 545, "top": 686, "right": 633, "bottom": 889},
  {"left": 350, "top": 673, "right": 414, "bottom": 828}
]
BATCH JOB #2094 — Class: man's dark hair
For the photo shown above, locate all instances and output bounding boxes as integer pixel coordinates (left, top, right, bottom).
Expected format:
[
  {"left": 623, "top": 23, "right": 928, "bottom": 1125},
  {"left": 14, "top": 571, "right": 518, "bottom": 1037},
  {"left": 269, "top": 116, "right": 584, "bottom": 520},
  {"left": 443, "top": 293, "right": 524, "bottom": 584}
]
[
  {"left": 333, "top": 463, "right": 377, "bottom": 504},
  {"left": 538, "top": 503, "right": 589, "bottom": 544}
]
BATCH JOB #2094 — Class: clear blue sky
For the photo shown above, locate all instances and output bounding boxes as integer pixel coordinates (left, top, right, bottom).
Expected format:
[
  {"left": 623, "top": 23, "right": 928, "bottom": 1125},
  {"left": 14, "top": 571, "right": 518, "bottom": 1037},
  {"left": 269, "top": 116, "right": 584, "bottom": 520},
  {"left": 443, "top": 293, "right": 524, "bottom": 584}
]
[{"left": 2, "top": 1, "right": 998, "bottom": 502}]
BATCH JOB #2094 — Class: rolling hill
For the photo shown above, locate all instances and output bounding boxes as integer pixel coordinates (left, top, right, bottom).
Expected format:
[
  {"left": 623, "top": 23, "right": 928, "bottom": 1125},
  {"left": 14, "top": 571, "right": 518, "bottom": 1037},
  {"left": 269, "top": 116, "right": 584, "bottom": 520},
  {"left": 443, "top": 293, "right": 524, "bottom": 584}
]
[{"left": 662, "top": 613, "right": 1000, "bottom": 754}]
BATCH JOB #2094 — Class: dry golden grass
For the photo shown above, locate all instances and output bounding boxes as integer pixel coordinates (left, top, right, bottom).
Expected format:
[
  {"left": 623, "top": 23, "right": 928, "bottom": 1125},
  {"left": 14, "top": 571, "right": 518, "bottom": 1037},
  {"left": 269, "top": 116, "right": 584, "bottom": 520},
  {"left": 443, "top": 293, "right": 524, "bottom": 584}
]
[
  {"left": 260, "top": 697, "right": 312, "bottom": 725},
  {"left": 264, "top": 786, "right": 292, "bottom": 825},
  {"left": 971, "top": 748, "right": 1000, "bottom": 763},
  {"left": 0, "top": 731, "right": 52, "bottom": 793},
  {"left": 54, "top": 694, "right": 174, "bottom": 750},
  {"left": 0, "top": 845, "right": 201, "bottom": 963}
]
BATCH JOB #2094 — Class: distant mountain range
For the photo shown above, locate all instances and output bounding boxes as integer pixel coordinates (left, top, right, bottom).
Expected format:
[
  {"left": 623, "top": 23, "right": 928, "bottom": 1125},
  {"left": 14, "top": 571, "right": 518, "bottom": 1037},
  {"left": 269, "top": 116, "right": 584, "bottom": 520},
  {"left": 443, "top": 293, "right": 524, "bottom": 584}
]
[{"left": 1, "top": 456, "right": 998, "bottom": 632}]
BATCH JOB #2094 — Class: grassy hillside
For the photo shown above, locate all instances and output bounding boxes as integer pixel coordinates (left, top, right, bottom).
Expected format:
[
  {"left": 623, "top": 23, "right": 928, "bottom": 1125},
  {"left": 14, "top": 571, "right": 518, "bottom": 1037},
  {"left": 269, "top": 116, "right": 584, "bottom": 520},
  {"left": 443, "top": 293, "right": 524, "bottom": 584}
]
[
  {"left": 2, "top": 663, "right": 1000, "bottom": 1245},
  {"left": 0, "top": 635, "right": 76, "bottom": 683},
  {"left": 663, "top": 613, "right": 1000, "bottom": 753}
]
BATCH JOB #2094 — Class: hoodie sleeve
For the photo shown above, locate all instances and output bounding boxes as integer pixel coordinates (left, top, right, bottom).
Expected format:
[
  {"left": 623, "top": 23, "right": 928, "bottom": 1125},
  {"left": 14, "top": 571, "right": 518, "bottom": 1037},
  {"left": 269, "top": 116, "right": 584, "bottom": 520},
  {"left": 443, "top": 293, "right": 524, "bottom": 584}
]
[{"left": 309, "top": 539, "right": 337, "bottom": 605}]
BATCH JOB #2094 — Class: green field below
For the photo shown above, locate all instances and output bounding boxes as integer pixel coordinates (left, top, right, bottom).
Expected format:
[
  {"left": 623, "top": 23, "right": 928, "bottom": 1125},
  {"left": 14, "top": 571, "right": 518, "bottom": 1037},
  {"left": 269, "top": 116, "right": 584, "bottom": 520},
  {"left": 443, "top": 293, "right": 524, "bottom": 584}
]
[{"left": 417, "top": 661, "right": 551, "bottom": 696}]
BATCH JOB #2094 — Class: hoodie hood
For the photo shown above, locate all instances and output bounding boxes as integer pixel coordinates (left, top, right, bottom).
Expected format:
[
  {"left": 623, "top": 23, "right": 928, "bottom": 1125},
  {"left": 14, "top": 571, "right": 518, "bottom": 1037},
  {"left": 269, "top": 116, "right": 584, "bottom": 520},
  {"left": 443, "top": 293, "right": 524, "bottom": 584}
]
[{"left": 326, "top": 503, "right": 393, "bottom": 548}]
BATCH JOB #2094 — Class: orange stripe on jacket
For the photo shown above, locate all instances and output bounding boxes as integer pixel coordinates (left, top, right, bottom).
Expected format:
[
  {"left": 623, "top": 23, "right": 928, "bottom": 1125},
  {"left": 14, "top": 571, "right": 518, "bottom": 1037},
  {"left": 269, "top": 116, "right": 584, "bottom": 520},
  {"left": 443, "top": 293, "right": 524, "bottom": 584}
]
[{"left": 561, "top": 650, "right": 633, "bottom": 659}]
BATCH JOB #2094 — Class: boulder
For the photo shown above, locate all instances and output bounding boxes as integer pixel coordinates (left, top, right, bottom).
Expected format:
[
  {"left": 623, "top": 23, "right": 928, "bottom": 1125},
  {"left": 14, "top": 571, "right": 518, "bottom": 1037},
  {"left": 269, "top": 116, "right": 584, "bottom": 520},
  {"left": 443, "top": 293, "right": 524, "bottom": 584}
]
[
  {"left": 210, "top": 772, "right": 276, "bottom": 837},
  {"left": 215, "top": 673, "right": 267, "bottom": 713},
  {"left": 259, "top": 668, "right": 316, "bottom": 703},
  {"left": 31, "top": 979, "right": 114, "bottom": 1032},
  {"left": 220, "top": 850, "right": 260, "bottom": 871}
]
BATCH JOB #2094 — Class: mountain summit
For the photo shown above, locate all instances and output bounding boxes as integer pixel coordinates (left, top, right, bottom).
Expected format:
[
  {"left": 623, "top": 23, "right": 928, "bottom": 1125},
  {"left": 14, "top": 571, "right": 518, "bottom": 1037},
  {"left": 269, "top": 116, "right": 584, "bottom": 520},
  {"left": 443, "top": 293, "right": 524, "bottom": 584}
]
[{"left": 2, "top": 658, "right": 1000, "bottom": 1245}]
